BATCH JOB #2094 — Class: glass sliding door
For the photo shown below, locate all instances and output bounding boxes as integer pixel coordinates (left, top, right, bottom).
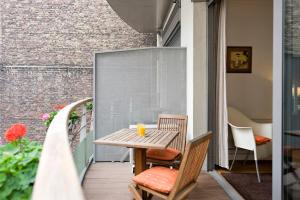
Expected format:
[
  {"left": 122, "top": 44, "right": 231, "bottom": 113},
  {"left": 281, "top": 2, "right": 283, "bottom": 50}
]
[{"left": 283, "top": 0, "right": 300, "bottom": 199}]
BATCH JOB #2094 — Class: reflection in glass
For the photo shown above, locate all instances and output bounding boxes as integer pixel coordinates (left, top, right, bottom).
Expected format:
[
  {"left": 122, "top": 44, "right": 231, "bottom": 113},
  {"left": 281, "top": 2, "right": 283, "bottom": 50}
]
[{"left": 283, "top": 0, "right": 300, "bottom": 199}]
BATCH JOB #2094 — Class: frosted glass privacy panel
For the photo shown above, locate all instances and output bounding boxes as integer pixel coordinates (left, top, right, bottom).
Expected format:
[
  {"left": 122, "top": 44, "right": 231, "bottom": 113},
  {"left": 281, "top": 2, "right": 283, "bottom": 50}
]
[{"left": 94, "top": 48, "right": 186, "bottom": 161}]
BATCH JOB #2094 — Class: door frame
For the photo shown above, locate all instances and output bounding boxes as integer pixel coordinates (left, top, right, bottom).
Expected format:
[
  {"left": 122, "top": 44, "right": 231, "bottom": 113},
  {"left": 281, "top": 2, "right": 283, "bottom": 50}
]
[
  {"left": 273, "top": 0, "right": 283, "bottom": 199},
  {"left": 206, "top": 0, "right": 284, "bottom": 198}
]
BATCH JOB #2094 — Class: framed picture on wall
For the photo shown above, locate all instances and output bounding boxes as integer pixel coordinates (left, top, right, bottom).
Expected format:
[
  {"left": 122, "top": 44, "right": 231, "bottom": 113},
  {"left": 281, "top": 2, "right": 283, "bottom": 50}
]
[{"left": 226, "top": 46, "right": 252, "bottom": 73}]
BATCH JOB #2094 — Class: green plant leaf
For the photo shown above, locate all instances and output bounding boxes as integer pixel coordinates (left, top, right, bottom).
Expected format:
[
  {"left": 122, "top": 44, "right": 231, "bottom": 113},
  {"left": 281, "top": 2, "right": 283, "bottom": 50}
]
[
  {"left": 0, "top": 138, "right": 42, "bottom": 199},
  {"left": 0, "top": 174, "right": 16, "bottom": 199},
  {"left": 0, "top": 143, "right": 19, "bottom": 155},
  {"left": 86, "top": 102, "right": 93, "bottom": 110},
  {"left": 0, "top": 173, "right": 7, "bottom": 184}
]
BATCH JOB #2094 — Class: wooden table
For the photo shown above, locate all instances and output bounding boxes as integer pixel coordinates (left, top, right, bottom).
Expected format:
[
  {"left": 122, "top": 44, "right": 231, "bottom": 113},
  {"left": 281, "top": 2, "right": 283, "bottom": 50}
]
[{"left": 94, "top": 128, "right": 179, "bottom": 175}]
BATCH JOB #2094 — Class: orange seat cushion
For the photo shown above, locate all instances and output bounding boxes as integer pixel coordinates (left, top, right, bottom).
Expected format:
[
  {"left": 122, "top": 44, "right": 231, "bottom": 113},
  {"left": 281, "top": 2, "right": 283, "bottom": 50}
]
[
  {"left": 255, "top": 135, "right": 271, "bottom": 145},
  {"left": 133, "top": 166, "right": 178, "bottom": 194},
  {"left": 147, "top": 148, "right": 180, "bottom": 161}
]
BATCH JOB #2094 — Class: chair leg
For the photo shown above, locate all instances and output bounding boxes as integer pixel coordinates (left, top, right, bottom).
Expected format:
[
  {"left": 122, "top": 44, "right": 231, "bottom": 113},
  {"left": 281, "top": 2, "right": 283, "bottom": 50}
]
[
  {"left": 129, "top": 183, "right": 143, "bottom": 200},
  {"left": 230, "top": 147, "right": 238, "bottom": 171},
  {"left": 254, "top": 152, "right": 261, "bottom": 183}
]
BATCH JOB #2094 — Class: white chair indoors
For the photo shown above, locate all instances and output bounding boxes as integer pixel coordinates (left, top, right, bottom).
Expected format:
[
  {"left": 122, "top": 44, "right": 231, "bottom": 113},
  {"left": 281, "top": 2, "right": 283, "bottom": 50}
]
[{"left": 228, "top": 107, "right": 272, "bottom": 183}]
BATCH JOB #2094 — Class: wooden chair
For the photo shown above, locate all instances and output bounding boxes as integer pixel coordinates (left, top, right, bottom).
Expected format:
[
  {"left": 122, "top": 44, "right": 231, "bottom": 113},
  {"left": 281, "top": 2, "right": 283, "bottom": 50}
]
[
  {"left": 146, "top": 114, "right": 188, "bottom": 167},
  {"left": 129, "top": 132, "right": 212, "bottom": 200}
]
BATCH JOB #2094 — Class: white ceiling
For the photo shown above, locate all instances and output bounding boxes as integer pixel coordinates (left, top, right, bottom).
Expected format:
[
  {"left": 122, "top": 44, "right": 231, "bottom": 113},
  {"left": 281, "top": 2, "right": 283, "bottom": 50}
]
[{"left": 107, "top": 0, "right": 173, "bottom": 33}]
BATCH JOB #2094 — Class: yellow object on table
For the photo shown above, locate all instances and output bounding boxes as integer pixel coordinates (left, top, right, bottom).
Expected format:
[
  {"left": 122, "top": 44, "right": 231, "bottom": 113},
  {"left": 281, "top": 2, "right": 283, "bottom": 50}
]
[{"left": 137, "top": 124, "right": 146, "bottom": 137}]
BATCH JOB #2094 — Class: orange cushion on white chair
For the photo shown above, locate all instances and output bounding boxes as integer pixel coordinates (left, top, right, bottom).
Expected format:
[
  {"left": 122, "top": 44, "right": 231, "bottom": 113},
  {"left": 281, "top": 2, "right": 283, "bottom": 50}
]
[
  {"left": 147, "top": 148, "right": 180, "bottom": 161},
  {"left": 255, "top": 135, "right": 271, "bottom": 145},
  {"left": 133, "top": 166, "right": 178, "bottom": 194}
]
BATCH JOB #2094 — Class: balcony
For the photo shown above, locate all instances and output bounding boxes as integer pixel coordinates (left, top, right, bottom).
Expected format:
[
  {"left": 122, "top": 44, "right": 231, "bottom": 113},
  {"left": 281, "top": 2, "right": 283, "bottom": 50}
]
[
  {"left": 83, "top": 162, "right": 230, "bottom": 200},
  {"left": 29, "top": 98, "right": 230, "bottom": 200}
]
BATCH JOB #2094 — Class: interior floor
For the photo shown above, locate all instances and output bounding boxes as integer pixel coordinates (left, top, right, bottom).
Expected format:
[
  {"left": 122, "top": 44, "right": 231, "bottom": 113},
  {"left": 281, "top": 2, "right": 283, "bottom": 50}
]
[
  {"left": 216, "top": 160, "right": 272, "bottom": 174},
  {"left": 216, "top": 161, "right": 272, "bottom": 200}
]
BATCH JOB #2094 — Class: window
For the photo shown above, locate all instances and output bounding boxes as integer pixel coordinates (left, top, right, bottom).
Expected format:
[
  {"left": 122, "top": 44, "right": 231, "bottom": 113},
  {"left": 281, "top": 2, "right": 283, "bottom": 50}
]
[{"left": 283, "top": 0, "right": 300, "bottom": 199}]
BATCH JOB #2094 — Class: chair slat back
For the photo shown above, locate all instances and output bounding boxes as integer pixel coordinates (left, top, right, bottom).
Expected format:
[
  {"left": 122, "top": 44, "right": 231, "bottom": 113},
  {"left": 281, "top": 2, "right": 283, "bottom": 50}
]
[
  {"left": 157, "top": 114, "right": 188, "bottom": 154},
  {"left": 169, "top": 132, "right": 212, "bottom": 199}
]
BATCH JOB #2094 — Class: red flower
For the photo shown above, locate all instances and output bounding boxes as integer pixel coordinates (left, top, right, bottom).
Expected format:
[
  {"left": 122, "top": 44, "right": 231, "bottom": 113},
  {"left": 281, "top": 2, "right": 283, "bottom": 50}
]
[
  {"left": 4, "top": 124, "right": 27, "bottom": 142},
  {"left": 54, "top": 105, "right": 65, "bottom": 110}
]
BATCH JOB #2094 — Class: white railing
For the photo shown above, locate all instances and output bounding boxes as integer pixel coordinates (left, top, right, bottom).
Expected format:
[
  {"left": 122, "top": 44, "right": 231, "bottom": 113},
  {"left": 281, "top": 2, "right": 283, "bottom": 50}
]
[{"left": 32, "top": 98, "right": 93, "bottom": 200}]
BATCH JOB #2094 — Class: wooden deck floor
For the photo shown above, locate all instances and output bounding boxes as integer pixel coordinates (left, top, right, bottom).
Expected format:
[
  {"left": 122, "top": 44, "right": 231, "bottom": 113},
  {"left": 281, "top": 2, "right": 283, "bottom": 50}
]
[{"left": 83, "top": 162, "right": 230, "bottom": 200}]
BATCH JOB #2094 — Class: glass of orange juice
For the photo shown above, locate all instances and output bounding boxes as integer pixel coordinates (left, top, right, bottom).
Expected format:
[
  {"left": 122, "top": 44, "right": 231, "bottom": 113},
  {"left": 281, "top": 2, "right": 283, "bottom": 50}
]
[{"left": 137, "top": 123, "right": 145, "bottom": 137}]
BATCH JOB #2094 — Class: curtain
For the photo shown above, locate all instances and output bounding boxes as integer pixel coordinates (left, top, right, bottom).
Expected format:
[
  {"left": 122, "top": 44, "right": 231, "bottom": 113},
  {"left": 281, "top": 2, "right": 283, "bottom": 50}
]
[
  {"left": 207, "top": 0, "right": 221, "bottom": 170},
  {"left": 217, "top": 0, "right": 228, "bottom": 169}
]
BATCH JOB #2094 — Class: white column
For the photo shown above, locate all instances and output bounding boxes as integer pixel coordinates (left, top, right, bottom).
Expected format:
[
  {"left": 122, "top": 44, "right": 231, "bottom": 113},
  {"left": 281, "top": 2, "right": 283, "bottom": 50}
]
[
  {"left": 181, "top": 1, "right": 208, "bottom": 139},
  {"left": 156, "top": 33, "right": 163, "bottom": 47}
]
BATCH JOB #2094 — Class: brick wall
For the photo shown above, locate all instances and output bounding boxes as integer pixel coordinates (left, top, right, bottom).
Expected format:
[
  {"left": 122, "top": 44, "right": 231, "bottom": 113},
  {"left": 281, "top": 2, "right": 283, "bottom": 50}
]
[{"left": 0, "top": 0, "right": 156, "bottom": 141}]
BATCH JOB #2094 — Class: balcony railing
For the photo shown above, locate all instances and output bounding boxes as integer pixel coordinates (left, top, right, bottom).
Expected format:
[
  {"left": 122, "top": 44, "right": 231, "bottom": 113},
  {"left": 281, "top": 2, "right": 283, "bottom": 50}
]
[{"left": 32, "top": 98, "right": 93, "bottom": 200}]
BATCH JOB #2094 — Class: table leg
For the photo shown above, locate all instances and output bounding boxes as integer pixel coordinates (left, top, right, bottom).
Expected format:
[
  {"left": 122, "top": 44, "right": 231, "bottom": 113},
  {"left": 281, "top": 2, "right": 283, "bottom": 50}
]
[
  {"left": 134, "top": 148, "right": 146, "bottom": 175},
  {"left": 134, "top": 148, "right": 147, "bottom": 199}
]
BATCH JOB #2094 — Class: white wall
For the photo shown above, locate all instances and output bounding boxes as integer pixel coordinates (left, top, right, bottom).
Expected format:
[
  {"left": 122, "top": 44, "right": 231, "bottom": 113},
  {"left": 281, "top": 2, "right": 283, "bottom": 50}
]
[{"left": 226, "top": 0, "right": 273, "bottom": 120}]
